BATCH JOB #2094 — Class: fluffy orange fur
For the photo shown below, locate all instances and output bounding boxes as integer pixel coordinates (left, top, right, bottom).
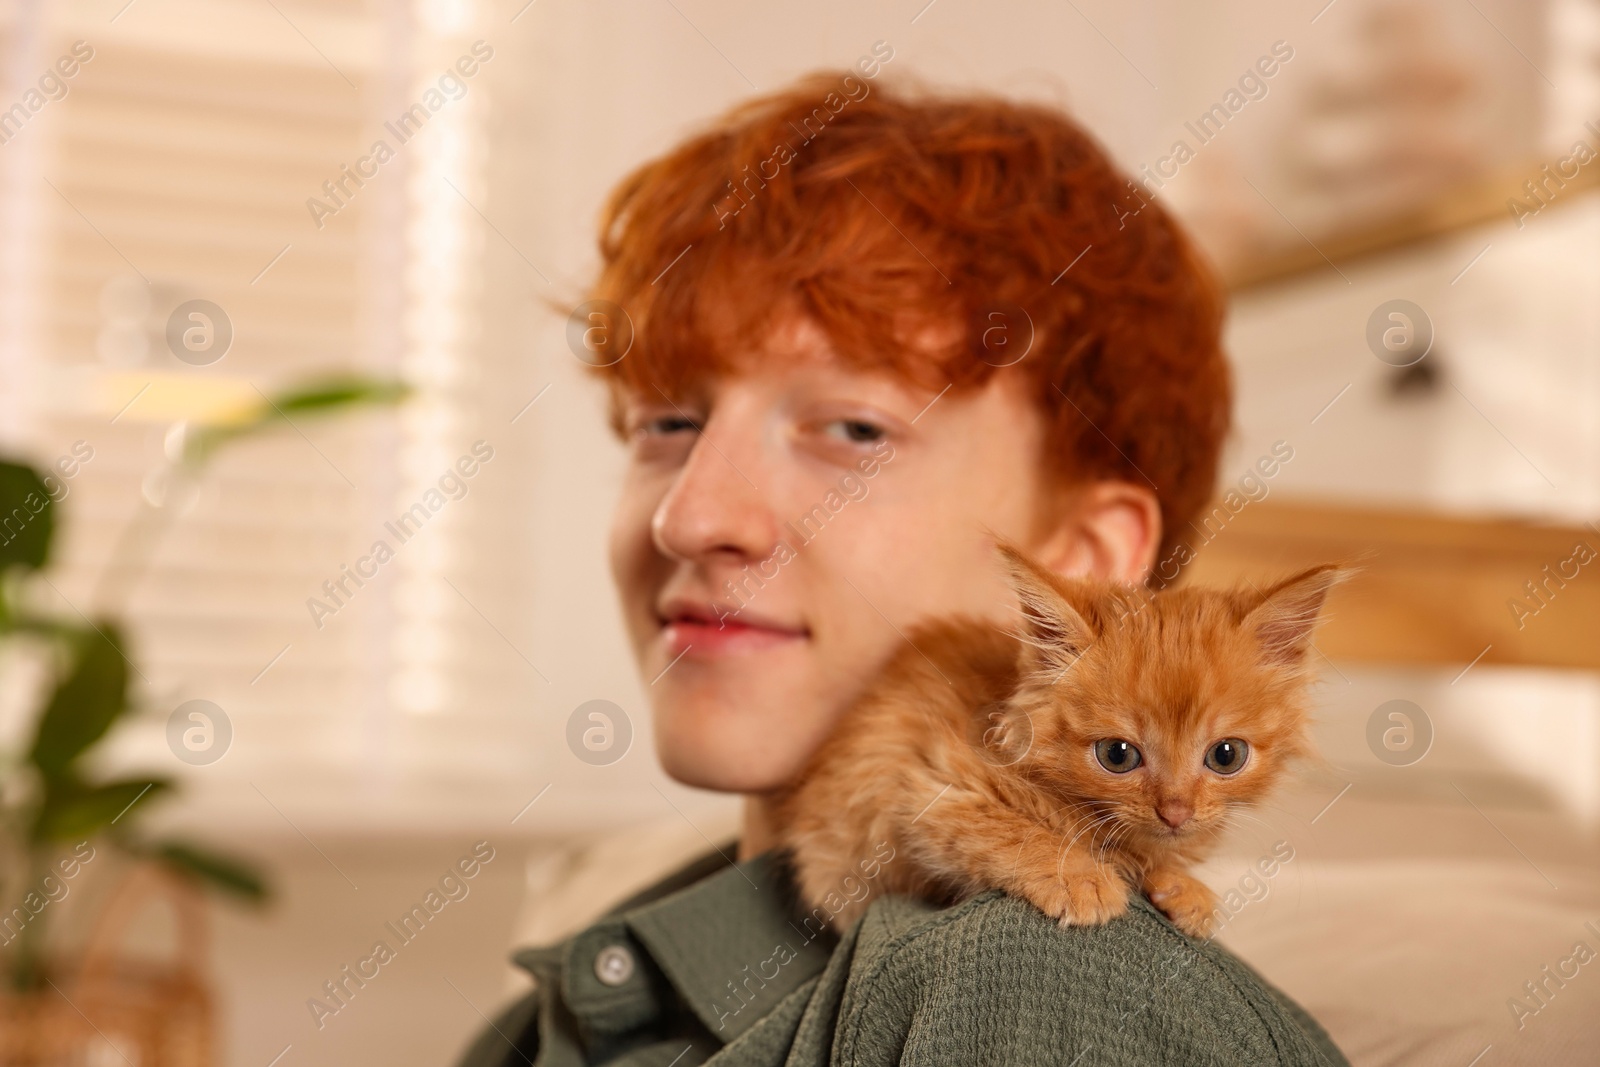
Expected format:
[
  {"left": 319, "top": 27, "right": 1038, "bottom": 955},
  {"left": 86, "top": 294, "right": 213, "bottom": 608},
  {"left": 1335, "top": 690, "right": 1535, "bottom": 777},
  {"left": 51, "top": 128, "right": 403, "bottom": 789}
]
[{"left": 772, "top": 545, "right": 1345, "bottom": 938}]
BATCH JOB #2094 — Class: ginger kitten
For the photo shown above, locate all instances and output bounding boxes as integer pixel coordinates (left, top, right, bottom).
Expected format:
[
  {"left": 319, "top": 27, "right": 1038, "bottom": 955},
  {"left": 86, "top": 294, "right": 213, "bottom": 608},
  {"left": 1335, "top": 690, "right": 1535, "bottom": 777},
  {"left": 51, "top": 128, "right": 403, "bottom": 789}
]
[{"left": 772, "top": 544, "right": 1344, "bottom": 938}]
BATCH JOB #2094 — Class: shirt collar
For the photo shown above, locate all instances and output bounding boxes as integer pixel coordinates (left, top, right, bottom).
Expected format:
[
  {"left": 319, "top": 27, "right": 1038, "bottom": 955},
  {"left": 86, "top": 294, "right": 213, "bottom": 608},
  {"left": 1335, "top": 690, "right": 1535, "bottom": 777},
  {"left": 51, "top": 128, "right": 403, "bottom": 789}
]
[{"left": 513, "top": 845, "right": 839, "bottom": 1048}]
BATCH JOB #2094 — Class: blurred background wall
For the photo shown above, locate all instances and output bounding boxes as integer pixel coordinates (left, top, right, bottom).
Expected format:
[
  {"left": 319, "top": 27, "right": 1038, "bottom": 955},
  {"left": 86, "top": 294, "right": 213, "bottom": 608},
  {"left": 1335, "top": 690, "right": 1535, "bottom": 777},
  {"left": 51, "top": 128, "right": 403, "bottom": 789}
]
[{"left": 0, "top": 0, "right": 1596, "bottom": 1064}]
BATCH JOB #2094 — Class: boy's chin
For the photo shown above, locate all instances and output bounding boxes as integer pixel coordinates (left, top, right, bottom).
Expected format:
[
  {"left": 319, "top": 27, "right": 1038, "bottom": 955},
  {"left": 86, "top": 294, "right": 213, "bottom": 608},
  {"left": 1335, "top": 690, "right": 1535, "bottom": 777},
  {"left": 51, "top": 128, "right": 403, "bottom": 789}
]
[
  {"left": 656, "top": 744, "right": 798, "bottom": 795},
  {"left": 653, "top": 711, "right": 815, "bottom": 795}
]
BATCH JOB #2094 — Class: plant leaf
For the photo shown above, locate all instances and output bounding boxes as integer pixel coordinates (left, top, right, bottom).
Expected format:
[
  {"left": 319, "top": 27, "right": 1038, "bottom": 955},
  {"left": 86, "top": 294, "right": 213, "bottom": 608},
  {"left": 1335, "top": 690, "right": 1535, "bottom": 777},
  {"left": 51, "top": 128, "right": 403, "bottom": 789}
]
[
  {"left": 0, "top": 461, "right": 54, "bottom": 570},
  {"left": 27, "top": 624, "right": 132, "bottom": 778},
  {"left": 272, "top": 376, "right": 411, "bottom": 416},
  {"left": 151, "top": 840, "right": 271, "bottom": 903},
  {"left": 33, "top": 777, "right": 171, "bottom": 841},
  {"left": 183, "top": 374, "right": 410, "bottom": 465}
]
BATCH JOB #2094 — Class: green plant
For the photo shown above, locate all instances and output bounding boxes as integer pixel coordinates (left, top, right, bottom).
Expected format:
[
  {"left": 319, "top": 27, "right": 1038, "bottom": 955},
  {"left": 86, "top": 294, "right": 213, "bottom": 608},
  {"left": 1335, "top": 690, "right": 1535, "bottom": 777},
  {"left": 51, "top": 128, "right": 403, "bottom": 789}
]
[{"left": 0, "top": 374, "right": 408, "bottom": 991}]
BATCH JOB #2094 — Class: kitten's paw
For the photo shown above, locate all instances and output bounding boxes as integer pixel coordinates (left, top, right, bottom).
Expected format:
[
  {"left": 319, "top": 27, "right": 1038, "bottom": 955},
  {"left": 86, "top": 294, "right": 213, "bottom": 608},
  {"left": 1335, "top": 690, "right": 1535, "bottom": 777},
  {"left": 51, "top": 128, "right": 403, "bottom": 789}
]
[
  {"left": 1042, "top": 867, "right": 1129, "bottom": 928},
  {"left": 1143, "top": 869, "right": 1219, "bottom": 939}
]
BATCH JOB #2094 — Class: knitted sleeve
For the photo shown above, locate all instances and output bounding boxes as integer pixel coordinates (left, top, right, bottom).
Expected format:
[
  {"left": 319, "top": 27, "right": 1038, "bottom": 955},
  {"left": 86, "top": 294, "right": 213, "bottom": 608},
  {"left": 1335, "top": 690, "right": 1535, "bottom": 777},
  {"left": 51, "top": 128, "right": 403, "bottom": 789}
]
[{"left": 832, "top": 890, "right": 1350, "bottom": 1067}]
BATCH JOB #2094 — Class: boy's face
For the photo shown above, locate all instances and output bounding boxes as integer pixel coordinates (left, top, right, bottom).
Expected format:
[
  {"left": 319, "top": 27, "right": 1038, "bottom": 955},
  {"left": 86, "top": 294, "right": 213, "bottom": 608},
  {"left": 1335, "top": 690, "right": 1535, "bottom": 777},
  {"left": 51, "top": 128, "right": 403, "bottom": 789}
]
[{"left": 608, "top": 316, "right": 1150, "bottom": 794}]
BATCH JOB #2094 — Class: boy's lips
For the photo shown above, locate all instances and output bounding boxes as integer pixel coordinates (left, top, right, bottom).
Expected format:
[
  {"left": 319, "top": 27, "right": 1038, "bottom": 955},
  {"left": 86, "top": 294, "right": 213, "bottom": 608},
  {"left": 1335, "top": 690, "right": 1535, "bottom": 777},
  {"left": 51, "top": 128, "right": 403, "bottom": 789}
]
[{"left": 655, "top": 597, "right": 809, "bottom": 658}]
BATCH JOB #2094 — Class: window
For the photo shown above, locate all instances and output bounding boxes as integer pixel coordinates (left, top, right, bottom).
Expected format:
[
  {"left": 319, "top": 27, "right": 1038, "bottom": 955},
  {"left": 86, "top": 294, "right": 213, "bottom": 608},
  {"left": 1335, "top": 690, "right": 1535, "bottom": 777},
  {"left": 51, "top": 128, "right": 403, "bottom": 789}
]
[{"left": 0, "top": 0, "right": 543, "bottom": 829}]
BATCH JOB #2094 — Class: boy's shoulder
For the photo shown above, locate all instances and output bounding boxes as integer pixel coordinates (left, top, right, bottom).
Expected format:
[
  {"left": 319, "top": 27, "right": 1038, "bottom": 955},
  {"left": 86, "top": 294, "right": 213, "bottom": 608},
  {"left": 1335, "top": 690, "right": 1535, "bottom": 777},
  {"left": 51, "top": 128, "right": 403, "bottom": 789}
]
[
  {"left": 453, "top": 848, "right": 1349, "bottom": 1067},
  {"left": 826, "top": 888, "right": 1347, "bottom": 1067}
]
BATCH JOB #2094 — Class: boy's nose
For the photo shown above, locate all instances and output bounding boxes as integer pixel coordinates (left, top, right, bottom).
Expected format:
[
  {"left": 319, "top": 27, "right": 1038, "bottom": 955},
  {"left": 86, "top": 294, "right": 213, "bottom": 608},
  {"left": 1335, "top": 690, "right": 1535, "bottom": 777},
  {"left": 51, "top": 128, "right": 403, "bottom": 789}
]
[{"left": 651, "top": 423, "right": 777, "bottom": 566}]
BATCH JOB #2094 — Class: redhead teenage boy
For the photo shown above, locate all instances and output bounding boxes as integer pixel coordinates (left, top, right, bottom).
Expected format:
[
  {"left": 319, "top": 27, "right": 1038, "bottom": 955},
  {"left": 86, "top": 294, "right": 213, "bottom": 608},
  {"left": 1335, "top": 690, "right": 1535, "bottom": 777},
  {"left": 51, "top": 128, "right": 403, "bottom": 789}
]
[{"left": 458, "top": 71, "right": 1349, "bottom": 1067}]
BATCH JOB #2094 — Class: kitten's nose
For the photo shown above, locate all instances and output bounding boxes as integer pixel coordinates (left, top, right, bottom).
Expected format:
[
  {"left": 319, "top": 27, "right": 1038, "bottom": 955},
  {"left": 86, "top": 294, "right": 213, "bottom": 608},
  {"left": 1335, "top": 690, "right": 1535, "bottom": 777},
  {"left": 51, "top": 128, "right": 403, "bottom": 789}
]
[{"left": 1157, "top": 801, "right": 1193, "bottom": 829}]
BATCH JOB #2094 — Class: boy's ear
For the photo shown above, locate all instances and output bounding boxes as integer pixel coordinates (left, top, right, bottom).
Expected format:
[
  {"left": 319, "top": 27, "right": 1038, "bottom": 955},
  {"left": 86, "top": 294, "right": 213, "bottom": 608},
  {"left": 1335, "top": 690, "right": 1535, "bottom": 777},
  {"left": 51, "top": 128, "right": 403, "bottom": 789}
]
[
  {"left": 1031, "top": 481, "right": 1161, "bottom": 585},
  {"left": 996, "top": 542, "right": 1096, "bottom": 678},
  {"left": 1243, "top": 564, "right": 1351, "bottom": 669}
]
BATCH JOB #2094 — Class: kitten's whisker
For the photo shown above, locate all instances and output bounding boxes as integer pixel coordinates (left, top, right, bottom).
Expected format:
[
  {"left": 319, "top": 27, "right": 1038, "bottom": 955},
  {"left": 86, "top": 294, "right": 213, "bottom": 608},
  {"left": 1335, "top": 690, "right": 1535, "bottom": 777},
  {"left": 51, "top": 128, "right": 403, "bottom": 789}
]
[
  {"left": 1054, "top": 805, "right": 1108, "bottom": 844},
  {"left": 1096, "top": 822, "right": 1130, "bottom": 865},
  {"left": 1090, "top": 821, "right": 1117, "bottom": 861},
  {"left": 1056, "top": 811, "right": 1117, "bottom": 877},
  {"left": 1226, "top": 808, "right": 1283, "bottom": 844},
  {"left": 1086, "top": 815, "right": 1126, "bottom": 866},
  {"left": 1063, "top": 811, "right": 1116, "bottom": 854},
  {"left": 1216, "top": 812, "right": 1249, "bottom": 846},
  {"left": 1218, "top": 810, "right": 1285, "bottom": 856}
]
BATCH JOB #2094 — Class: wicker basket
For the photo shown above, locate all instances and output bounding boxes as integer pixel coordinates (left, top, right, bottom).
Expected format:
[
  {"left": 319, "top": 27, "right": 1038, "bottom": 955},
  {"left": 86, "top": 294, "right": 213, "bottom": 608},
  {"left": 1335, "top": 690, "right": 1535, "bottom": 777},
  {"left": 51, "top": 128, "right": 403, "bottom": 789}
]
[{"left": 0, "top": 865, "right": 213, "bottom": 1066}]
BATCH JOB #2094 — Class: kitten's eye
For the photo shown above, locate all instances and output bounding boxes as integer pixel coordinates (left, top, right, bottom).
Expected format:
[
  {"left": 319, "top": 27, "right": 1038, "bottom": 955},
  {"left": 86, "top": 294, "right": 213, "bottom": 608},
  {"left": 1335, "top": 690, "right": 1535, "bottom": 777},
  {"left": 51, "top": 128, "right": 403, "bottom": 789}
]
[
  {"left": 1205, "top": 739, "right": 1249, "bottom": 775},
  {"left": 1094, "top": 739, "right": 1143, "bottom": 773}
]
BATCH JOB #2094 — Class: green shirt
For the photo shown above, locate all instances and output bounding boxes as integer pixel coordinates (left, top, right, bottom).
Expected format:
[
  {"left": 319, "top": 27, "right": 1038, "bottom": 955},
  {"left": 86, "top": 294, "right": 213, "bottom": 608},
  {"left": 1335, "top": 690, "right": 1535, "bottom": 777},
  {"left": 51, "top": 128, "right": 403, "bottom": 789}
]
[{"left": 455, "top": 845, "right": 1349, "bottom": 1067}]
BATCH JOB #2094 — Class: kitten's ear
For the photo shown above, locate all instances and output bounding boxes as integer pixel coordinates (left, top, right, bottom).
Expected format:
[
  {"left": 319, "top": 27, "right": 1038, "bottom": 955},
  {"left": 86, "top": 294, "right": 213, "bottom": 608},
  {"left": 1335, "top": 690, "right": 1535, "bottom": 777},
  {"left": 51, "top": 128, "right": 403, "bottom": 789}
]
[
  {"left": 1243, "top": 564, "right": 1349, "bottom": 670},
  {"left": 997, "top": 543, "right": 1095, "bottom": 677}
]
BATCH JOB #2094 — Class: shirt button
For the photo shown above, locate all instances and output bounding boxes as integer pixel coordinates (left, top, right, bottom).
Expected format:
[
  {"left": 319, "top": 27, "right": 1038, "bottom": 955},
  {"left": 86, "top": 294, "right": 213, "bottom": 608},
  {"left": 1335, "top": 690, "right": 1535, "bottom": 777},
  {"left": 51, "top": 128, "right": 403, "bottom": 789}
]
[{"left": 593, "top": 944, "right": 635, "bottom": 987}]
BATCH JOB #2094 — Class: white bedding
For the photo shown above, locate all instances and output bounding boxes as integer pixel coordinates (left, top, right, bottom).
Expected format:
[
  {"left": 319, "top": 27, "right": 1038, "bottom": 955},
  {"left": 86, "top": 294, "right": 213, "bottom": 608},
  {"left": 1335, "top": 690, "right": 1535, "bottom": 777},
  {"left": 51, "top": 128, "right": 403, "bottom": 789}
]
[{"left": 1204, "top": 790, "right": 1600, "bottom": 1067}]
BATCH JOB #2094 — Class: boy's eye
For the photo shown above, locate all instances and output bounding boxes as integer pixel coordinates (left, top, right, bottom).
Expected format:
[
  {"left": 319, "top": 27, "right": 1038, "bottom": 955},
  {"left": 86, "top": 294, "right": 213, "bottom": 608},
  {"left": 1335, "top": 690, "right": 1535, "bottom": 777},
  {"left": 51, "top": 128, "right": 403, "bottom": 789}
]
[
  {"left": 824, "top": 419, "right": 885, "bottom": 444},
  {"left": 635, "top": 414, "right": 699, "bottom": 437}
]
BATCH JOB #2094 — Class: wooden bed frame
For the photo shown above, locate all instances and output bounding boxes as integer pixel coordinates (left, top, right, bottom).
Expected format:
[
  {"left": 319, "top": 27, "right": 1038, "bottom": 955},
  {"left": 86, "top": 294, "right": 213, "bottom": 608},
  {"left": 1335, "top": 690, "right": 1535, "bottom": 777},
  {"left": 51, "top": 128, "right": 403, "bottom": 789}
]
[{"left": 1185, "top": 500, "right": 1599, "bottom": 672}]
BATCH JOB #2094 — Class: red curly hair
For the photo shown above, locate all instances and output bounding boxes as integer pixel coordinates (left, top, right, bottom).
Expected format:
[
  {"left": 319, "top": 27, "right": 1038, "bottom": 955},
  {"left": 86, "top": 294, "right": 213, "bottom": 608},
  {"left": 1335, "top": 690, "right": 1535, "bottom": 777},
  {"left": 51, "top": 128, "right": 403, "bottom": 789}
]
[{"left": 583, "top": 70, "right": 1231, "bottom": 566}]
